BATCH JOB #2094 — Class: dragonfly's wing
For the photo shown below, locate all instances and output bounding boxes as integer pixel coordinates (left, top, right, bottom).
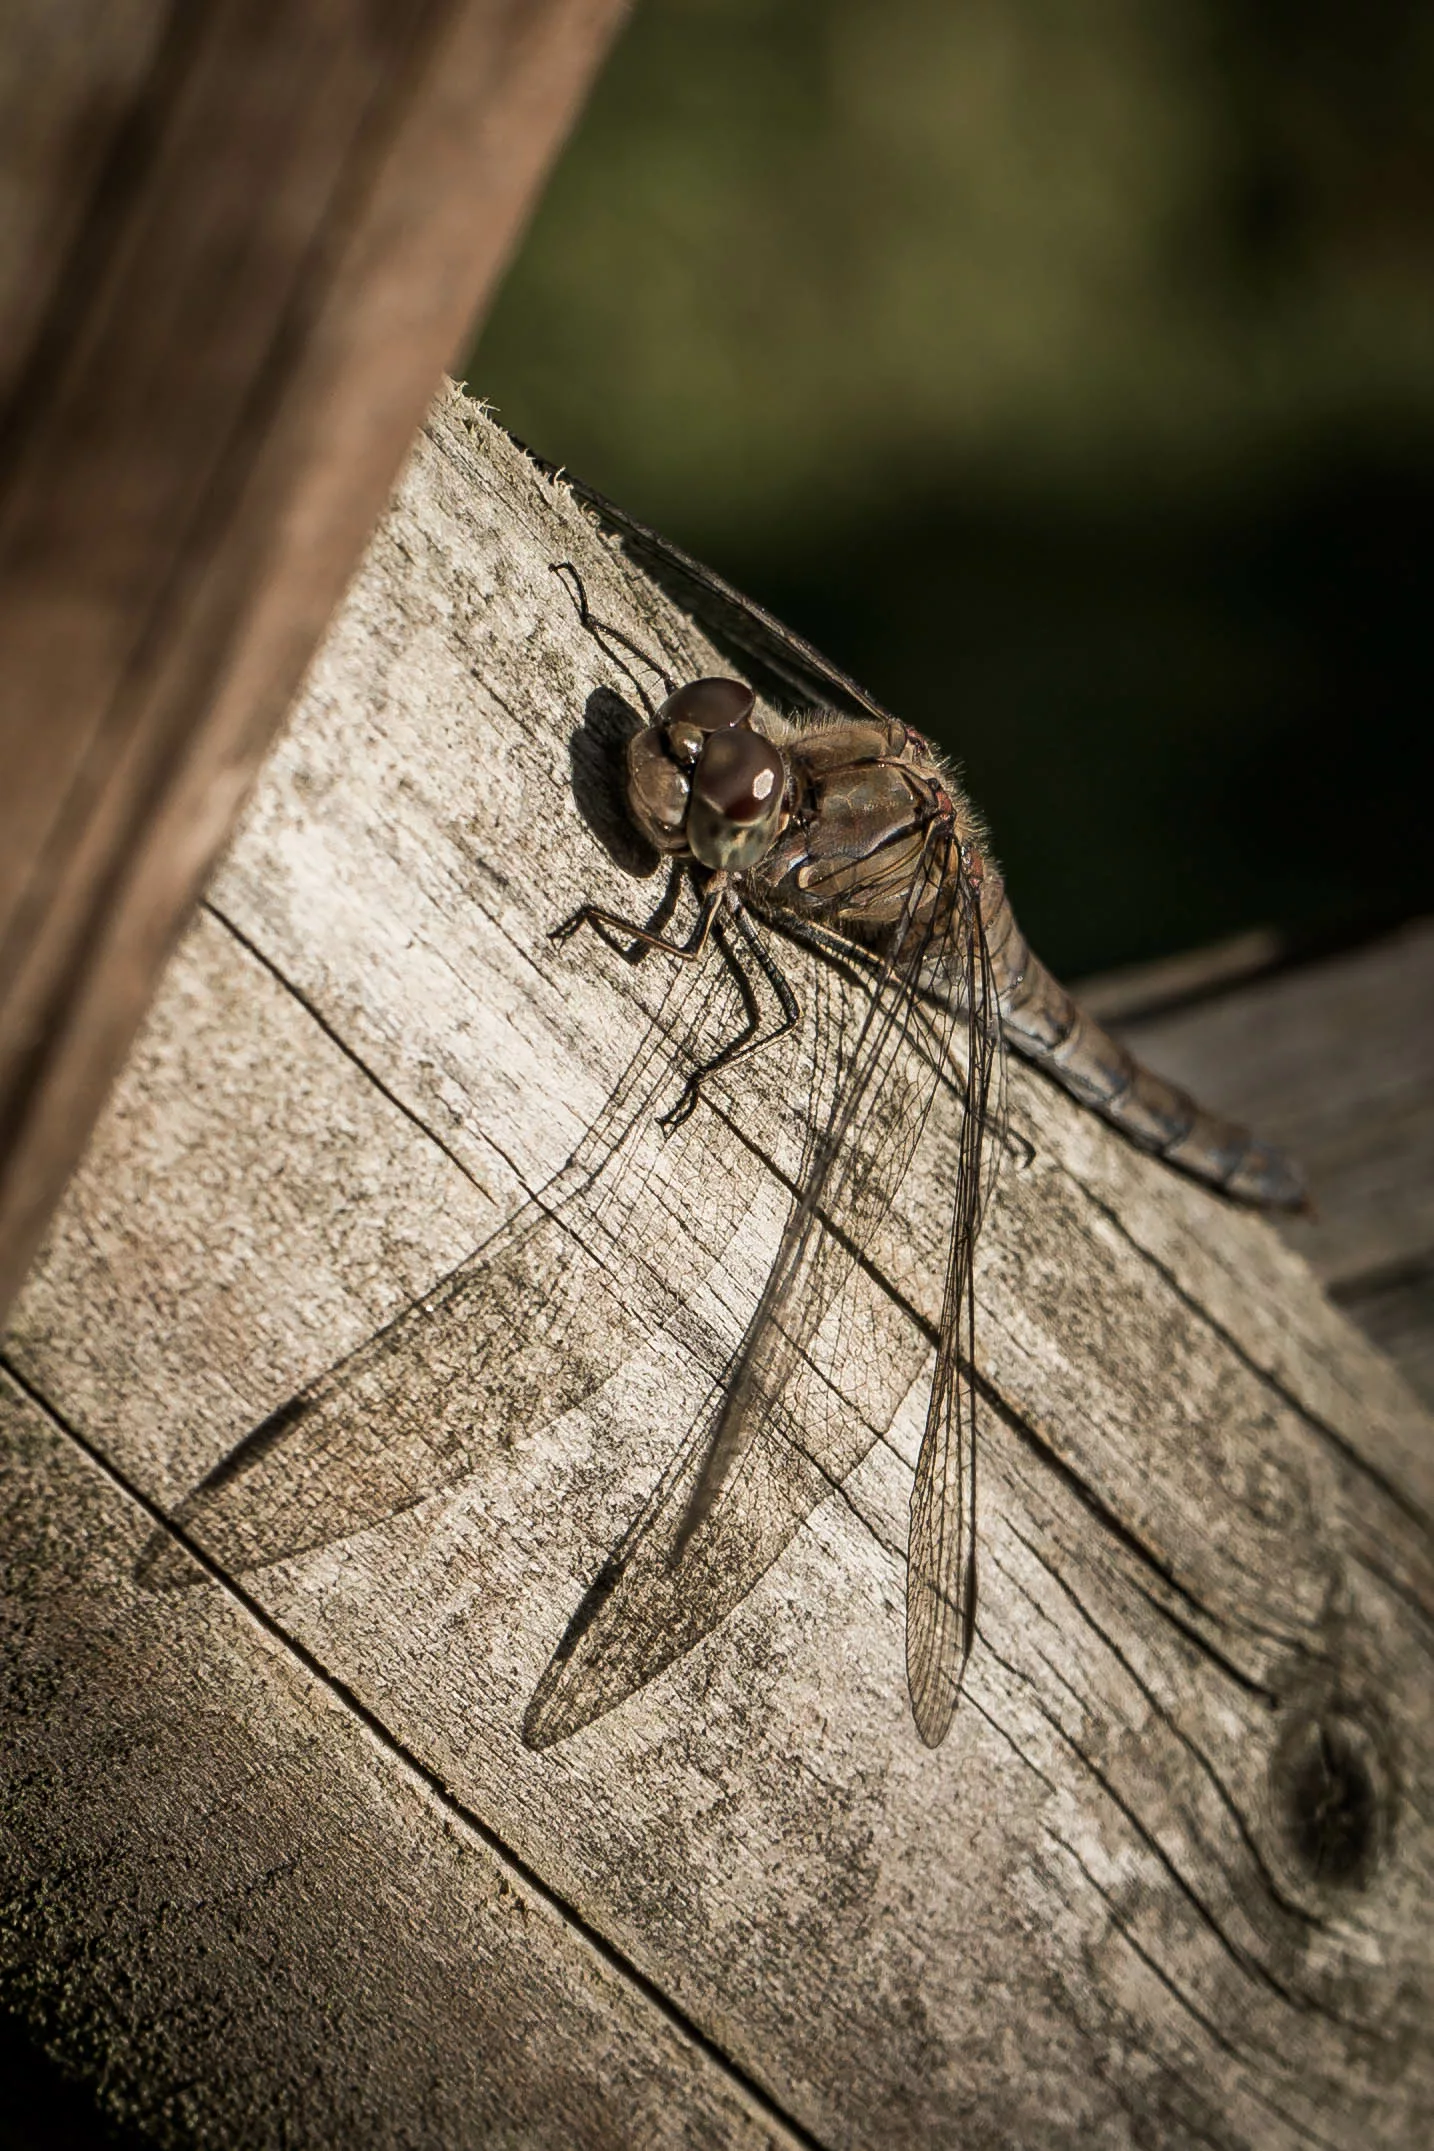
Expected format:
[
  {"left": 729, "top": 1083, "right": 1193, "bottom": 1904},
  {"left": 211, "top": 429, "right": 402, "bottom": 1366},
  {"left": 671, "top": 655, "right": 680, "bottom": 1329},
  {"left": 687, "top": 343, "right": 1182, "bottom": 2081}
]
[
  {"left": 524, "top": 827, "right": 995, "bottom": 1750},
  {"left": 136, "top": 942, "right": 770, "bottom": 1590},
  {"left": 534, "top": 451, "right": 897, "bottom": 727},
  {"left": 905, "top": 891, "right": 1004, "bottom": 1745},
  {"left": 675, "top": 882, "right": 951, "bottom": 1546}
]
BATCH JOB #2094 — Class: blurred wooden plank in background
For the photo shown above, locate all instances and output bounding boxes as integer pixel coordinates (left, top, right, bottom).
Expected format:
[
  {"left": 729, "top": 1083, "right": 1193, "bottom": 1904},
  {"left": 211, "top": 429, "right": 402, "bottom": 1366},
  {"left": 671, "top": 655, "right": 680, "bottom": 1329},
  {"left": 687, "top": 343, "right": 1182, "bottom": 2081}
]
[
  {"left": 1086, "top": 923, "right": 1434, "bottom": 1407},
  {"left": 0, "top": 0, "right": 630, "bottom": 1322}
]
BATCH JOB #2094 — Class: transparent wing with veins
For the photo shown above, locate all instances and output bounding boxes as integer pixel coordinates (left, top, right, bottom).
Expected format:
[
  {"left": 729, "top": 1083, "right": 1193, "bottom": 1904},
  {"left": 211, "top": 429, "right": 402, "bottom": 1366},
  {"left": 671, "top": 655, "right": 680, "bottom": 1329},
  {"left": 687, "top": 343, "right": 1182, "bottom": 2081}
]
[
  {"left": 905, "top": 884, "right": 1003, "bottom": 1744},
  {"left": 138, "top": 821, "right": 1003, "bottom": 1756},
  {"left": 524, "top": 830, "right": 1005, "bottom": 1751}
]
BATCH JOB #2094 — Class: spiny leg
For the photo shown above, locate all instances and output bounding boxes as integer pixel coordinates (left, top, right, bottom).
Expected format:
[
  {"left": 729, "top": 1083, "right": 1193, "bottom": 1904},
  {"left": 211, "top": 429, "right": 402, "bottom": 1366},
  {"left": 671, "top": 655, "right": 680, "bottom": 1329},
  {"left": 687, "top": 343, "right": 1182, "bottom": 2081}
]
[
  {"left": 550, "top": 859, "right": 688, "bottom": 966},
  {"left": 550, "top": 561, "right": 677, "bottom": 716},
  {"left": 731, "top": 902, "right": 801, "bottom": 1037},
  {"left": 551, "top": 873, "right": 725, "bottom": 967},
  {"left": 554, "top": 866, "right": 801, "bottom": 1128},
  {"left": 659, "top": 905, "right": 802, "bottom": 1131},
  {"left": 657, "top": 917, "right": 761, "bottom": 1132}
]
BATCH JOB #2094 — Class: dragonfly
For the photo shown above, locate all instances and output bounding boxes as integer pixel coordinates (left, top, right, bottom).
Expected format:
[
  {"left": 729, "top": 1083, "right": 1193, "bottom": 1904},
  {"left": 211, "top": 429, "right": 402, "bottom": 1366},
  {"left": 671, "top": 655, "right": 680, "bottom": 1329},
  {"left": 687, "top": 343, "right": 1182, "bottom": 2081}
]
[
  {"left": 137, "top": 476, "right": 1305, "bottom": 1753},
  {"left": 528, "top": 521, "right": 1305, "bottom": 1749}
]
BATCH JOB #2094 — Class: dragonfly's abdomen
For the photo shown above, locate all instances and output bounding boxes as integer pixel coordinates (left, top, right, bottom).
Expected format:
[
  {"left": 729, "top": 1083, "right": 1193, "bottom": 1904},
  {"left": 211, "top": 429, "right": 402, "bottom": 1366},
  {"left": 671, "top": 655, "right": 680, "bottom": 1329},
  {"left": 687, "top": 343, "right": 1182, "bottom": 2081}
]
[{"left": 981, "top": 866, "right": 1306, "bottom": 1211}]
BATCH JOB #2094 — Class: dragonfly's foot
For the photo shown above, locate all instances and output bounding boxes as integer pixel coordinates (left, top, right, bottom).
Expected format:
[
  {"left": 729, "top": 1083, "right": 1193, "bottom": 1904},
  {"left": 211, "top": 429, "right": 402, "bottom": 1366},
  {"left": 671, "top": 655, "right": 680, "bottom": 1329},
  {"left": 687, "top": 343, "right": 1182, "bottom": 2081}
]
[
  {"left": 551, "top": 905, "right": 648, "bottom": 960},
  {"left": 657, "top": 1081, "right": 702, "bottom": 1133}
]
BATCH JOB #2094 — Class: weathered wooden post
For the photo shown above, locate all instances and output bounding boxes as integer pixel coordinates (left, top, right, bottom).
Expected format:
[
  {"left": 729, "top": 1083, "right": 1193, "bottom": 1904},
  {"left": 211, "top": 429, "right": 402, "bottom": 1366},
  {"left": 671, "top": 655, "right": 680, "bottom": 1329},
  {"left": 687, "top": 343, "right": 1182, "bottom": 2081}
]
[{"left": 3, "top": 389, "right": 1429, "bottom": 2147}]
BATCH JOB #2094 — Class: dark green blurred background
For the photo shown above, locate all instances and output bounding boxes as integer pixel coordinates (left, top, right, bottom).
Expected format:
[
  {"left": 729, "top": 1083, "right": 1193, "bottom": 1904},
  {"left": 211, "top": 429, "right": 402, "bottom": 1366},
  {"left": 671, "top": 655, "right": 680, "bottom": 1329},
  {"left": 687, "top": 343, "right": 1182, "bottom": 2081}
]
[{"left": 471, "top": 0, "right": 1434, "bottom": 980}]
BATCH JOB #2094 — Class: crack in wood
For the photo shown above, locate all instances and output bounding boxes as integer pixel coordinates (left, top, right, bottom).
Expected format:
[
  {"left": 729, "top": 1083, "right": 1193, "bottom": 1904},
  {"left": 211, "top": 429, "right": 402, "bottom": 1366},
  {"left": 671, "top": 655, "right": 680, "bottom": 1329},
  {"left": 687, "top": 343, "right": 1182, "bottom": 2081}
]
[
  {"left": 1037, "top": 1820, "right": 1342, "bottom": 2151},
  {"left": 204, "top": 899, "right": 494, "bottom": 1200},
  {"left": 0, "top": 1352, "right": 829, "bottom": 2151},
  {"left": 978, "top": 1628, "right": 1348, "bottom": 2040},
  {"left": 1075, "top": 1175, "right": 1432, "bottom": 1532},
  {"left": 998, "top": 1525, "right": 1321, "bottom": 1933}
]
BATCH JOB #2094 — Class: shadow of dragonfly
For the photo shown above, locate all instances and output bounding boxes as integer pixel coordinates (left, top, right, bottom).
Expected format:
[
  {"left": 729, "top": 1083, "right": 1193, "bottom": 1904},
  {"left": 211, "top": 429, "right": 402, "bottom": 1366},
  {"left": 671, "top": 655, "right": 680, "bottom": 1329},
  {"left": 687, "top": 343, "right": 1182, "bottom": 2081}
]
[{"left": 138, "top": 918, "right": 950, "bottom": 1750}]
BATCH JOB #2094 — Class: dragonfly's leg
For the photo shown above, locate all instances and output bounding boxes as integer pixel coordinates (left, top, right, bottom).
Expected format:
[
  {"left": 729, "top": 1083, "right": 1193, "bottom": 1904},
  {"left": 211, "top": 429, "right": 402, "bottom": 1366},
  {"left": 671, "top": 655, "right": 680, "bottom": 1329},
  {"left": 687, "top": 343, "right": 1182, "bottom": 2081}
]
[
  {"left": 658, "top": 907, "right": 802, "bottom": 1131},
  {"left": 550, "top": 561, "right": 678, "bottom": 715},
  {"left": 770, "top": 912, "right": 957, "bottom": 1084},
  {"left": 732, "top": 902, "right": 802, "bottom": 1032},
  {"left": 773, "top": 913, "right": 886, "bottom": 985},
  {"left": 550, "top": 860, "right": 685, "bottom": 965},
  {"left": 552, "top": 875, "right": 723, "bottom": 966}
]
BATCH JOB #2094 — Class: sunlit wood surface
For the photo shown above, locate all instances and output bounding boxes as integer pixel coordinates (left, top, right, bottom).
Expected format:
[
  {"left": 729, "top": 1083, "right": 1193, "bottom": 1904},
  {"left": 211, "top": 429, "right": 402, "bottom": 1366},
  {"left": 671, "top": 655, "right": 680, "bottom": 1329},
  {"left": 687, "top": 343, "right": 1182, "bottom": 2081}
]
[{"left": 2, "top": 388, "right": 1430, "bottom": 2150}]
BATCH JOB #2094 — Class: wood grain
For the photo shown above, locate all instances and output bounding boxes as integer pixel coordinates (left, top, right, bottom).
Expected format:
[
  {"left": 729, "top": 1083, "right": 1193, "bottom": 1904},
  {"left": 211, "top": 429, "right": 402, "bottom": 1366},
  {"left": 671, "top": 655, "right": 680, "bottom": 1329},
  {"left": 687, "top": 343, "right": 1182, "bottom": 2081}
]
[
  {"left": 4, "top": 386, "right": 1431, "bottom": 2148},
  {"left": 0, "top": 0, "right": 630, "bottom": 1320},
  {"left": 0, "top": 1373, "right": 801, "bottom": 2151}
]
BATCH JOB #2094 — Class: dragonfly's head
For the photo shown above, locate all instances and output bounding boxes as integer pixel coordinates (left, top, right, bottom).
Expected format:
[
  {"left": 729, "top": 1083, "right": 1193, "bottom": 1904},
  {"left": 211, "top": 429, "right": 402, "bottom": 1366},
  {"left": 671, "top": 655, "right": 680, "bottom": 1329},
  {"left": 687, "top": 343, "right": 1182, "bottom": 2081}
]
[{"left": 627, "top": 678, "right": 786, "bottom": 874}]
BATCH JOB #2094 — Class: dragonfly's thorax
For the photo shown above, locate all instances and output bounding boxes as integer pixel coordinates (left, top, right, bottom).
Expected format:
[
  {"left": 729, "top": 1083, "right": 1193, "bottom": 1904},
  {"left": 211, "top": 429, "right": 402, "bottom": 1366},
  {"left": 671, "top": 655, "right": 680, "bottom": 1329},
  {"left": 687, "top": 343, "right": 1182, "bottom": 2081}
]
[
  {"left": 752, "top": 713, "right": 981, "bottom": 932},
  {"left": 626, "top": 678, "right": 790, "bottom": 874}
]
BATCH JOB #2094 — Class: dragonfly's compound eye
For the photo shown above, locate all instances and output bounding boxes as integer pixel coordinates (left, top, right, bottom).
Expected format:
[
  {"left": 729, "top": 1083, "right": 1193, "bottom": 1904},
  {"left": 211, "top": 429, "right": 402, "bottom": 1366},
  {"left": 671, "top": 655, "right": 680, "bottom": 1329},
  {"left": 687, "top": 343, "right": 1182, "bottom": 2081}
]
[
  {"left": 626, "top": 677, "right": 769, "bottom": 859},
  {"left": 688, "top": 726, "right": 786, "bottom": 872},
  {"left": 656, "top": 678, "right": 756, "bottom": 732}
]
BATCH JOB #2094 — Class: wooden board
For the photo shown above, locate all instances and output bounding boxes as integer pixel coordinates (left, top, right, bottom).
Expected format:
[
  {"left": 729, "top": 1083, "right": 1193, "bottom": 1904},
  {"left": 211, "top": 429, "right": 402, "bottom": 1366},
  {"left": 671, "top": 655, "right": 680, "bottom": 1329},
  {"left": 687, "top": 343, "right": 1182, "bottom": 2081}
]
[
  {"left": 0, "top": 1374, "right": 798, "bottom": 2150},
  {"left": 4, "top": 385, "right": 1432, "bottom": 2149},
  {"left": 1109, "top": 924, "right": 1434, "bottom": 1408}
]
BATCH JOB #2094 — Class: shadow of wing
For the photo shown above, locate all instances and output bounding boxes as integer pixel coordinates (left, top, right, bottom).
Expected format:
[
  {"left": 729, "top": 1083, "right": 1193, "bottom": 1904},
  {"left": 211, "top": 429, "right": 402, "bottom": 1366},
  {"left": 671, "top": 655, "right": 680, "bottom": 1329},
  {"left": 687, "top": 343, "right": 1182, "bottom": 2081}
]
[
  {"left": 136, "top": 1200, "right": 649, "bottom": 1588},
  {"left": 137, "top": 957, "right": 764, "bottom": 1590}
]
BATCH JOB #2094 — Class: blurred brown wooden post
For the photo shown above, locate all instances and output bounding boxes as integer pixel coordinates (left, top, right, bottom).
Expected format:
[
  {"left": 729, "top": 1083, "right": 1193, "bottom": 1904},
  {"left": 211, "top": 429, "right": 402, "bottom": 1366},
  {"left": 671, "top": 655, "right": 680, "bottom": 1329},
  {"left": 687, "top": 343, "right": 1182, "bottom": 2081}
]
[{"left": 0, "top": 0, "right": 630, "bottom": 1321}]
